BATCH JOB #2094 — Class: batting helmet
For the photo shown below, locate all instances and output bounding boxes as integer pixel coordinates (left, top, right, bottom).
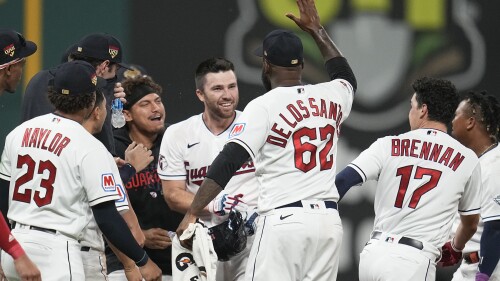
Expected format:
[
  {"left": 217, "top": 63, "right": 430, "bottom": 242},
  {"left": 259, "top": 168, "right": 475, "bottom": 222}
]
[{"left": 208, "top": 209, "right": 247, "bottom": 261}]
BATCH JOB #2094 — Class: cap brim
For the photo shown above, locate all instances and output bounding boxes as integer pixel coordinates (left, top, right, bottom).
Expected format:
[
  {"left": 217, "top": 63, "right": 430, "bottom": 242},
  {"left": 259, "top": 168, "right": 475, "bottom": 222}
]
[
  {"left": 118, "top": 63, "right": 132, "bottom": 70},
  {"left": 96, "top": 77, "right": 107, "bottom": 90},
  {"left": 18, "top": 41, "right": 37, "bottom": 59},
  {"left": 253, "top": 45, "right": 263, "bottom": 57}
]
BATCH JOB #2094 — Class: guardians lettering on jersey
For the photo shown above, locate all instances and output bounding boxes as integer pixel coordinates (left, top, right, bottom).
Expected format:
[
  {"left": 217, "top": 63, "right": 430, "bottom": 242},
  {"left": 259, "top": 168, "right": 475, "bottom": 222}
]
[
  {"left": 185, "top": 160, "right": 256, "bottom": 186},
  {"left": 20, "top": 127, "right": 71, "bottom": 156},
  {"left": 391, "top": 138, "right": 465, "bottom": 171},
  {"left": 126, "top": 162, "right": 161, "bottom": 192},
  {"left": 266, "top": 97, "right": 343, "bottom": 148}
]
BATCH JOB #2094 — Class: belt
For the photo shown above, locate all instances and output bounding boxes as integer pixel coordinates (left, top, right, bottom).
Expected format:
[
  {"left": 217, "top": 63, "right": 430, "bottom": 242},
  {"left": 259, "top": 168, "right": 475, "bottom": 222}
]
[
  {"left": 80, "top": 246, "right": 91, "bottom": 252},
  {"left": 464, "top": 251, "right": 480, "bottom": 264},
  {"left": 11, "top": 222, "right": 56, "bottom": 235},
  {"left": 276, "top": 200, "right": 338, "bottom": 210},
  {"left": 371, "top": 231, "right": 424, "bottom": 250}
]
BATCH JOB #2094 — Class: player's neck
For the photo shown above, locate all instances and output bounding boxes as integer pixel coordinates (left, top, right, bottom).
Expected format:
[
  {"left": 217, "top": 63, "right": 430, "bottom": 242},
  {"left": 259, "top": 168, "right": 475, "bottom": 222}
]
[
  {"left": 417, "top": 120, "right": 447, "bottom": 133},
  {"left": 128, "top": 127, "right": 156, "bottom": 149},
  {"left": 467, "top": 132, "right": 496, "bottom": 157},
  {"left": 54, "top": 110, "right": 87, "bottom": 124},
  {"left": 202, "top": 111, "right": 236, "bottom": 135},
  {"left": 270, "top": 69, "right": 302, "bottom": 89}
]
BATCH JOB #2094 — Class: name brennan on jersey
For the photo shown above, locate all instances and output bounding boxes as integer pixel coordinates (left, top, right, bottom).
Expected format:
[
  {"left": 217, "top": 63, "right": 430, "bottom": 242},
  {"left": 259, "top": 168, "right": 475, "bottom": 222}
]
[
  {"left": 391, "top": 138, "right": 465, "bottom": 171},
  {"left": 267, "top": 97, "right": 343, "bottom": 148},
  {"left": 186, "top": 160, "right": 256, "bottom": 186},
  {"left": 21, "top": 127, "right": 71, "bottom": 156}
]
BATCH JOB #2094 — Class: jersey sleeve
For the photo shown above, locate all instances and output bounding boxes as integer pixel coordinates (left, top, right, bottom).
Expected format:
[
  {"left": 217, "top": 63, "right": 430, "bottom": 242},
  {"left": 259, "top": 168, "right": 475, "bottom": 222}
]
[
  {"left": 326, "top": 79, "right": 354, "bottom": 123},
  {"left": 348, "top": 138, "right": 387, "bottom": 182},
  {"left": 227, "top": 100, "right": 269, "bottom": 159},
  {"left": 0, "top": 135, "right": 13, "bottom": 181},
  {"left": 157, "top": 125, "right": 187, "bottom": 180},
  {"left": 458, "top": 163, "right": 482, "bottom": 215},
  {"left": 81, "top": 148, "right": 122, "bottom": 206},
  {"left": 480, "top": 161, "right": 500, "bottom": 222}
]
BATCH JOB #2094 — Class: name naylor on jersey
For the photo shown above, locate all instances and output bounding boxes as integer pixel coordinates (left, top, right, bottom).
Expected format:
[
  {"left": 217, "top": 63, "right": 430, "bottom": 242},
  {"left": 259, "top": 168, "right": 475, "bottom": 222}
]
[
  {"left": 187, "top": 161, "right": 255, "bottom": 186},
  {"left": 391, "top": 139, "right": 465, "bottom": 171},
  {"left": 21, "top": 127, "right": 71, "bottom": 156},
  {"left": 266, "top": 98, "right": 343, "bottom": 148},
  {"left": 102, "top": 174, "right": 117, "bottom": 192}
]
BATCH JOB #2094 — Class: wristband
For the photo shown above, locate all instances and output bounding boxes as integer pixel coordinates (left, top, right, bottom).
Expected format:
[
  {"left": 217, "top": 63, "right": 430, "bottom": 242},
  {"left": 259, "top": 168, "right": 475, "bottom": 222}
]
[{"left": 135, "top": 252, "right": 149, "bottom": 267}]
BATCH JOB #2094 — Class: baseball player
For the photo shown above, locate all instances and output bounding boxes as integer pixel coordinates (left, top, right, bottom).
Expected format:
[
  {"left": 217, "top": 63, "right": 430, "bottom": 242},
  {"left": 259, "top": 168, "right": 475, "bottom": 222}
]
[
  {"left": 175, "top": 1, "right": 356, "bottom": 280},
  {"left": 0, "top": 61, "right": 161, "bottom": 281},
  {"left": 20, "top": 33, "right": 128, "bottom": 155},
  {"left": 107, "top": 75, "right": 184, "bottom": 281},
  {"left": 335, "top": 77, "right": 481, "bottom": 281},
  {"left": 159, "top": 57, "right": 258, "bottom": 281},
  {"left": 79, "top": 89, "right": 153, "bottom": 280},
  {"left": 450, "top": 91, "right": 500, "bottom": 281},
  {"left": 0, "top": 28, "right": 40, "bottom": 281}
]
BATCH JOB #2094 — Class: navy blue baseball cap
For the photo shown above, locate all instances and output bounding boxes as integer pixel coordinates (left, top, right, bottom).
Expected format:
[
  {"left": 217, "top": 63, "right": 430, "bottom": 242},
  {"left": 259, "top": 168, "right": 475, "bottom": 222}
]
[
  {"left": 0, "top": 29, "right": 37, "bottom": 69},
  {"left": 51, "top": 61, "right": 106, "bottom": 95},
  {"left": 73, "top": 33, "right": 126, "bottom": 65},
  {"left": 254, "top": 29, "right": 303, "bottom": 67}
]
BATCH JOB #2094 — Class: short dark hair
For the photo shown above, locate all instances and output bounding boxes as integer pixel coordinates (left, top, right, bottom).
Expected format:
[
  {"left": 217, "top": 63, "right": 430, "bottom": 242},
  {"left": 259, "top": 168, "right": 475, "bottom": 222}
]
[
  {"left": 48, "top": 87, "right": 96, "bottom": 114},
  {"left": 195, "top": 57, "right": 234, "bottom": 90},
  {"left": 412, "top": 77, "right": 459, "bottom": 126},
  {"left": 463, "top": 91, "right": 500, "bottom": 142},
  {"left": 121, "top": 75, "right": 162, "bottom": 110}
]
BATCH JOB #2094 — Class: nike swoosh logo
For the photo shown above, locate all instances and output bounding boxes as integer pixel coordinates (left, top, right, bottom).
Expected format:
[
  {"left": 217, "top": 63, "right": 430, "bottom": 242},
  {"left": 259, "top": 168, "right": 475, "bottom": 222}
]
[
  {"left": 187, "top": 142, "right": 200, "bottom": 149},
  {"left": 280, "top": 214, "right": 293, "bottom": 220}
]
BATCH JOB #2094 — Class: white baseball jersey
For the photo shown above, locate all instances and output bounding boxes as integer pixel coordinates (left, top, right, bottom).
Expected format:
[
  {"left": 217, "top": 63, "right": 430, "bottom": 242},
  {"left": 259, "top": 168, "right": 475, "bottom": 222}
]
[
  {"left": 80, "top": 185, "right": 129, "bottom": 251},
  {"left": 348, "top": 128, "right": 482, "bottom": 249},
  {"left": 158, "top": 111, "right": 258, "bottom": 227},
  {"left": 0, "top": 113, "right": 123, "bottom": 240},
  {"left": 227, "top": 79, "right": 354, "bottom": 213}
]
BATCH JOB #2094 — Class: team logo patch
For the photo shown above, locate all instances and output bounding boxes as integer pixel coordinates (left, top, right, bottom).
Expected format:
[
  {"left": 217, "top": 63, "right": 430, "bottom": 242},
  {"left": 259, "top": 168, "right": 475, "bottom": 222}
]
[
  {"left": 116, "top": 184, "right": 126, "bottom": 202},
  {"left": 229, "top": 123, "right": 245, "bottom": 138},
  {"left": 3, "top": 44, "right": 15, "bottom": 57},
  {"left": 108, "top": 45, "right": 119, "bottom": 58},
  {"left": 52, "top": 117, "right": 61, "bottom": 123},
  {"left": 158, "top": 154, "right": 167, "bottom": 171},
  {"left": 101, "top": 174, "right": 117, "bottom": 192},
  {"left": 494, "top": 195, "right": 500, "bottom": 206}
]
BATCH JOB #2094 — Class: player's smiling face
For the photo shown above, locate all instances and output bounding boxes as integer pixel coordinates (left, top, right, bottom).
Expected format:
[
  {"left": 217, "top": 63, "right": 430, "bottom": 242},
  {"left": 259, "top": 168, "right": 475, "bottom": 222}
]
[
  {"left": 197, "top": 70, "right": 239, "bottom": 119},
  {"left": 125, "top": 93, "right": 165, "bottom": 134},
  {"left": 451, "top": 100, "right": 472, "bottom": 142}
]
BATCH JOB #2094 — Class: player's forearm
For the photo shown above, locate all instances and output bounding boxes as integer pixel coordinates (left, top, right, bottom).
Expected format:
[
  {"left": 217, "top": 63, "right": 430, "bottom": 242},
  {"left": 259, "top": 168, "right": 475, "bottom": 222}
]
[
  {"left": 106, "top": 240, "right": 137, "bottom": 270},
  {"left": 163, "top": 184, "right": 210, "bottom": 216},
  {"left": 0, "top": 215, "right": 25, "bottom": 259},
  {"left": 308, "top": 26, "right": 342, "bottom": 62},
  {"left": 478, "top": 220, "right": 500, "bottom": 276},
  {"left": 189, "top": 178, "right": 223, "bottom": 215},
  {"left": 454, "top": 214, "right": 480, "bottom": 250},
  {"left": 121, "top": 207, "right": 145, "bottom": 247}
]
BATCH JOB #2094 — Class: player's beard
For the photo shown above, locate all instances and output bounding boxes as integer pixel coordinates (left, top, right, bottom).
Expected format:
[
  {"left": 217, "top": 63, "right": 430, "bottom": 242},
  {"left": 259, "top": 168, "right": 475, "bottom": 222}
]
[{"left": 261, "top": 69, "right": 272, "bottom": 92}]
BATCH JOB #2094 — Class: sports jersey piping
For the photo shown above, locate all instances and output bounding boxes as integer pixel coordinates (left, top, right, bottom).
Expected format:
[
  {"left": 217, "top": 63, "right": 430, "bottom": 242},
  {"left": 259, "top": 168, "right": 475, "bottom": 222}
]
[
  {"left": 483, "top": 214, "right": 500, "bottom": 220},
  {"left": 349, "top": 163, "right": 367, "bottom": 182},
  {"left": 89, "top": 194, "right": 121, "bottom": 203},
  {"left": 230, "top": 139, "right": 255, "bottom": 158},
  {"left": 458, "top": 207, "right": 481, "bottom": 213}
]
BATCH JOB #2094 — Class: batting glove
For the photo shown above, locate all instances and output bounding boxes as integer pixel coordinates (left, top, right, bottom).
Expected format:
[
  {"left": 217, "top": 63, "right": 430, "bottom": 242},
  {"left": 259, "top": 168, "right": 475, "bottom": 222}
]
[
  {"left": 476, "top": 273, "right": 490, "bottom": 281},
  {"left": 438, "top": 238, "right": 462, "bottom": 267},
  {"left": 208, "top": 193, "right": 247, "bottom": 216},
  {"left": 242, "top": 207, "right": 259, "bottom": 236}
]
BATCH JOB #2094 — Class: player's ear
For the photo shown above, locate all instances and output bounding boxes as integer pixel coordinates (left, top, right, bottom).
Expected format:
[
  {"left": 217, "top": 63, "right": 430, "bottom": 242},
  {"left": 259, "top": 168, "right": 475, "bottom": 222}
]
[
  {"left": 123, "top": 109, "right": 133, "bottom": 122},
  {"left": 466, "top": 115, "right": 476, "bottom": 130},
  {"left": 195, "top": 89, "right": 205, "bottom": 103},
  {"left": 419, "top": 103, "right": 428, "bottom": 119},
  {"left": 95, "top": 60, "right": 109, "bottom": 76}
]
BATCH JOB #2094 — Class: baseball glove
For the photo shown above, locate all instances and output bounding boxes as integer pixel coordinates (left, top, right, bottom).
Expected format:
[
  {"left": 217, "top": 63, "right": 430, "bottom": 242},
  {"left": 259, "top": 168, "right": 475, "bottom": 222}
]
[{"left": 208, "top": 209, "right": 247, "bottom": 261}]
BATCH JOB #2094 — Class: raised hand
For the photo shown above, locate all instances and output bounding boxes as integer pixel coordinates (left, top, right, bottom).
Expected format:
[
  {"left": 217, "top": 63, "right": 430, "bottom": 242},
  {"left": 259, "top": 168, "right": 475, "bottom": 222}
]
[{"left": 286, "top": 0, "right": 322, "bottom": 34}]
